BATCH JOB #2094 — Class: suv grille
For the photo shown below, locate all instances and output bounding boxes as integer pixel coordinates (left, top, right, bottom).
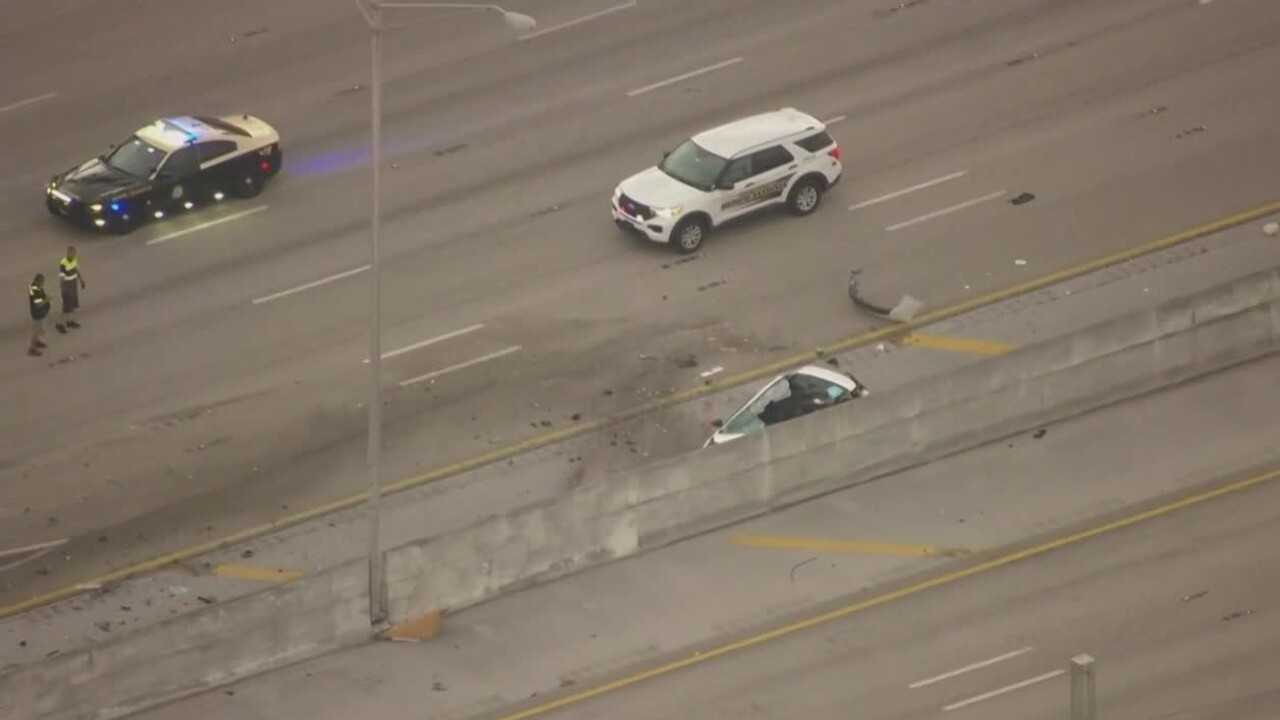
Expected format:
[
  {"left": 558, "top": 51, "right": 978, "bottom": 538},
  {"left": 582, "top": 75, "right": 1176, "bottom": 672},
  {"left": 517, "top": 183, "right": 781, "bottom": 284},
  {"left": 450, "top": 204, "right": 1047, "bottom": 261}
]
[{"left": 618, "top": 193, "right": 654, "bottom": 220}]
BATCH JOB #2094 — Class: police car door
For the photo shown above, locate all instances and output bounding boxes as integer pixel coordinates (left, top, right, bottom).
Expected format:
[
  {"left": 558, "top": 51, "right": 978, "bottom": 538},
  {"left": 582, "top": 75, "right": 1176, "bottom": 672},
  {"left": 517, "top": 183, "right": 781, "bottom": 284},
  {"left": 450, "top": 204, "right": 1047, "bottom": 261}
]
[
  {"left": 716, "top": 145, "right": 798, "bottom": 222},
  {"left": 152, "top": 146, "right": 202, "bottom": 212}
]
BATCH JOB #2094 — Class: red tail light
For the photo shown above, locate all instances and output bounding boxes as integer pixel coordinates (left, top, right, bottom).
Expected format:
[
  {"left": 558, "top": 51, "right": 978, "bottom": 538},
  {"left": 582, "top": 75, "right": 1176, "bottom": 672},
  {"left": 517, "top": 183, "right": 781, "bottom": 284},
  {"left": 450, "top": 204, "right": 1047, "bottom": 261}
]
[
  {"left": 260, "top": 159, "right": 271, "bottom": 172},
  {"left": 828, "top": 146, "right": 842, "bottom": 161}
]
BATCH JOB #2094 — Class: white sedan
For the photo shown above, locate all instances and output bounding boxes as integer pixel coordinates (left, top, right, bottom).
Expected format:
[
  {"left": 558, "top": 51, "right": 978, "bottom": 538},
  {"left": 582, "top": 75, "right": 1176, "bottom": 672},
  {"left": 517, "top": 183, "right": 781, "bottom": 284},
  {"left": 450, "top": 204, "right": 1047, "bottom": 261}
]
[{"left": 704, "top": 364, "right": 869, "bottom": 447}]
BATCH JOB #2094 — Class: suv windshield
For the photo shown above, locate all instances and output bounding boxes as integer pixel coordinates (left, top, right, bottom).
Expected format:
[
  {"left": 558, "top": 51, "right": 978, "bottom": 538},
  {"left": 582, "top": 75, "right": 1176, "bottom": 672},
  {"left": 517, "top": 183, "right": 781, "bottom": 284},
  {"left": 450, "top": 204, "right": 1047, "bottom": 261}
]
[
  {"left": 103, "top": 135, "right": 168, "bottom": 178},
  {"left": 659, "top": 139, "right": 728, "bottom": 191}
]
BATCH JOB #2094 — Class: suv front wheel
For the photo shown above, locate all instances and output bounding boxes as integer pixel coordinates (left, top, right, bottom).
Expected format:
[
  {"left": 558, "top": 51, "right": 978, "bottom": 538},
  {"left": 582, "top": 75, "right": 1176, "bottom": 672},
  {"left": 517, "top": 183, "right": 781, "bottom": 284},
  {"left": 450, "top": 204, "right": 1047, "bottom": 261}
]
[
  {"left": 671, "top": 216, "right": 708, "bottom": 254},
  {"left": 786, "top": 176, "right": 824, "bottom": 216}
]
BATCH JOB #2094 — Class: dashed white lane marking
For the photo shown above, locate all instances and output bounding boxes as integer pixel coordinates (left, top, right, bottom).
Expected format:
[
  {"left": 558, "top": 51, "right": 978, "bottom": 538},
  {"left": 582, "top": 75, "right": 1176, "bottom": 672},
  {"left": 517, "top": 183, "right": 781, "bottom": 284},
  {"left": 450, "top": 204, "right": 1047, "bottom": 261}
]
[
  {"left": 908, "top": 647, "right": 1034, "bottom": 689},
  {"left": 520, "top": 1, "right": 637, "bottom": 41},
  {"left": 0, "top": 91, "right": 56, "bottom": 114},
  {"left": 399, "top": 345, "right": 523, "bottom": 387},
  {"left": 885, "top": 190, "right": 1006, "bottom": 232},
  {"left": 252, "top": 265, "right": 371, "bottom": 305},
  {"left": 145, "top": 205, "right": 269, "bottom": 245},
  {"left": 849, "top": 171, "right": 967, "bottom": 211},
  {"left": 823, "top": 115, "right": 848, "bottom": 125},
  {"left": 0, "top": 538, "right": 68, "bottom": 573},
  {"left": 627, "top": 57, "right": 745, "bottom": 97},
  {"left": 363, "top": 324, "right": 485, "bottom": 363},
  {"left": 942, "top": 669, "right": 1065, "bottom": 712}
]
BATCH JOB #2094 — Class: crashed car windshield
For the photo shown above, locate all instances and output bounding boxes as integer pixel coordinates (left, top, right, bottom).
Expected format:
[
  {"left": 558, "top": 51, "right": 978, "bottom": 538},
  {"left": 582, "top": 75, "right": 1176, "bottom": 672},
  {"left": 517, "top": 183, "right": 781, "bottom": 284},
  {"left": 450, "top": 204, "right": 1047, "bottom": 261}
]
[
  {"left": 103, "top": 136, "right": 167, "bottom": 178},
  {"left": 721, "top": 372, "right": 854, "bottom": 436}
]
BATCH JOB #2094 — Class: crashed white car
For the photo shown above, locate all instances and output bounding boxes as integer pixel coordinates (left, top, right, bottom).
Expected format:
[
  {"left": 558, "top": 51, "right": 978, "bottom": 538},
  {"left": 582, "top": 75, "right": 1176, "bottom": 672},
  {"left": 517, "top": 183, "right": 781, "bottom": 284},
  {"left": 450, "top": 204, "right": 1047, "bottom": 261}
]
[
  {"left": 611, "top": 107, "right": 843, "bottom": 253},
  {"left": 704, "top": 364, "right": 869, "bottom": 447}
]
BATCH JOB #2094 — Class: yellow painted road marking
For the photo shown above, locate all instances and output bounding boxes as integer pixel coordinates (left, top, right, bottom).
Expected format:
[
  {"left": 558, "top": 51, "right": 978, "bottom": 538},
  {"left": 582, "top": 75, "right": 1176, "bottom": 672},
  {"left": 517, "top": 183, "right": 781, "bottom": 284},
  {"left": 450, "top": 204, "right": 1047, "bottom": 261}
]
[
  {"left": 485, "top": 465, "right": 1280, "bottom": 720},
  {"left": 212, "top": 564, "right": 302, "bottom": 583},
  {"left": 732, "top": 533, "right": 969, "bottom": 557},
  {"left": 900, "top": 333, "right": 1013, "bottom": 356},
  {"left": 2, "top": 197, "right": 1278, "bottom": 621}
]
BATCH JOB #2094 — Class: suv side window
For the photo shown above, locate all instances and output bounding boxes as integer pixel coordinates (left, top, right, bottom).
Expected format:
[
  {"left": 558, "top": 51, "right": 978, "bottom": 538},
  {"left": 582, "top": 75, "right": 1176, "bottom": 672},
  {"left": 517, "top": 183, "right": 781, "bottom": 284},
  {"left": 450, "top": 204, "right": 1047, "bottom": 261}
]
[
  {"left": 749, "top": 145, "right": 795, "bottom": 174},
  {"left": 197, "top": 140, "right": 237, "bottom": 165},
  {"left": 160, "top": 146, "right": 199, "bottom": 179},
  {"left": 720, "top": 156, "right": 753, "bottom": 186},
  {"left": 795, "top": 131, "right": 834, "bottom": 153}
]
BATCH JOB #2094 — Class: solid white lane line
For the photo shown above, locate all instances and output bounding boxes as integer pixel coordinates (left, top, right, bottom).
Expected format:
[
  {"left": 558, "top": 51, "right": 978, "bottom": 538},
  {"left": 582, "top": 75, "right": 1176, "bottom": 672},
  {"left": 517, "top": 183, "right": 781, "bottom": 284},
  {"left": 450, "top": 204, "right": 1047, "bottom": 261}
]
[
  {"left": 627, "top": 57, "right": 745, "bottom": 97},
  {"left": 823, "top": 115, "right": 848, "bottom": 125},
  {"left": 848, "top": 171, "right": 967, "bottom": 211},
  {"left": 0, "top": 91, "right": 56, "bottom": 114},
  {"left": 519, "top": 1, "right": 636, "bottom": 41},
  {"left": 145, "top": 205, "right": 270, "bottom": 245},
  {"left": 252, "top": 265, "right": 371, "bottom": 305},
  {"left": 399, "top": 345, "right": 523, "bottom": 386},
  {"left": 885, "top": 190, "right": 1006, "bottom": 232},
  {"left": 941, "top": 669, "right": 1065, "bottom": 712},
  {"left": 908, "top": 647, "right": 1034, "bottom": 689},
  {"left": 363, "top": 324, "right": 485, "bottom": 363}
]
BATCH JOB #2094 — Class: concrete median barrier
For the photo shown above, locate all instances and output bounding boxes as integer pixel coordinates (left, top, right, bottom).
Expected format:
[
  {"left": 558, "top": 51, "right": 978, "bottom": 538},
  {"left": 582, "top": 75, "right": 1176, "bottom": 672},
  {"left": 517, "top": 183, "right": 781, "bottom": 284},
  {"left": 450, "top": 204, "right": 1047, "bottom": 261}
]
[{"left": 6, "top": 267, "right": 1280, "bottom": 720}]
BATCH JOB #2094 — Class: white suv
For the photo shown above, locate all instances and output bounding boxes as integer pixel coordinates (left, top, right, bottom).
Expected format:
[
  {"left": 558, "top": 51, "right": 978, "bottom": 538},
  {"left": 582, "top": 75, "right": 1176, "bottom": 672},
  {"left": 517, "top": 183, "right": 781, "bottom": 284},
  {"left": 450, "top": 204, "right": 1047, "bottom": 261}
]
[{"left": 611, "top": 107, "right": 843, "bottom": 253}]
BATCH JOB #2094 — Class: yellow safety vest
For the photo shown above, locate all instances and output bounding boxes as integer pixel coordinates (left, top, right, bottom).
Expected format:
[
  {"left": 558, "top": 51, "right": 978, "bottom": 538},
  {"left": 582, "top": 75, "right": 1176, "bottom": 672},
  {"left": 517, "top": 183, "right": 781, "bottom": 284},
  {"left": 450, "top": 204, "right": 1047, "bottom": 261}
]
[{"left": 59, "top": 256, "right": 79, "bottom": 283}]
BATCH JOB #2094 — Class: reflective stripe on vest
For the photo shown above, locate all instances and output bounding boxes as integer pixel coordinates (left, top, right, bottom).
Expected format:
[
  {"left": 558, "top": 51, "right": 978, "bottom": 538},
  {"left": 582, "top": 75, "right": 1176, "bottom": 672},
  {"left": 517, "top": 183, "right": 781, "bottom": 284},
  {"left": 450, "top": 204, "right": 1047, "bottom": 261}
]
[{"left": 29, "top": 285, "right": 46, "bottom": 305}]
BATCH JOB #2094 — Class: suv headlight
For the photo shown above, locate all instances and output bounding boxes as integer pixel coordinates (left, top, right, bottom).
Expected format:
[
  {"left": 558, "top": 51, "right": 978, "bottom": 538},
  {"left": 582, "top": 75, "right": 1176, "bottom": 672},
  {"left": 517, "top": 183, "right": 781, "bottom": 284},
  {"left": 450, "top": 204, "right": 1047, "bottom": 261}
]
[{"left": 653, "top": 206, "right": 683, "bottom": 219}]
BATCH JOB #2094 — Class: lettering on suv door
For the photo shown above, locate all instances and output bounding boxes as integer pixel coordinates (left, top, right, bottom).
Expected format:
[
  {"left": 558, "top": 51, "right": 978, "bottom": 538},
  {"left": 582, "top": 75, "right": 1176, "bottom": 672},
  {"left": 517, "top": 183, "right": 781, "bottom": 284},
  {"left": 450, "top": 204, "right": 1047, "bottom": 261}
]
[{"left": 720, "top": 144, "right": 797, "bottom": 212}]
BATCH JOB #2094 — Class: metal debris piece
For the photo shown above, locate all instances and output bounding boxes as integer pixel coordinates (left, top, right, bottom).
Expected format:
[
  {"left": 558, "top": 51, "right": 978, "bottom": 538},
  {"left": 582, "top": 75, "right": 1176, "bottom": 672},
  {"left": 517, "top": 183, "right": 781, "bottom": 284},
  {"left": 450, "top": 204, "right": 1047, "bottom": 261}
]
[
  {"left": 1032, "top": 429, "right": 1047, "bottom": 439},
  {"left": 1180, "top": 590, "right": 1208, "bottom": 602},
  {"left": 1011, "top": 192, "right": 1036, "bottom": 205},
  {"left": 699, "top": 366, "right": 724, "bottom": 378},
  {"left": 1170, "top": 125, "right": 1206, "bottom": 140},
  {"left": 433, "top": 143, "right": 469, "bottom": 157},
  {"left": 1222, "top": 609, "right": 1254, "bottom": 621}
]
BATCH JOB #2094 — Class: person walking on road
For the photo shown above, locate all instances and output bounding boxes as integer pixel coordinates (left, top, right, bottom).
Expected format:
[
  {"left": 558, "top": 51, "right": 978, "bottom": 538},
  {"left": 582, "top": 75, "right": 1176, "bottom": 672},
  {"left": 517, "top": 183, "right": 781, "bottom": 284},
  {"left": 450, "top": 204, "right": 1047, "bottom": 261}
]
[
  {"left": 28, "top": 273, "right": 50, "bottom": 356},
  {"left": 56, "top": 245, "right": 86, "bottom": 334}
]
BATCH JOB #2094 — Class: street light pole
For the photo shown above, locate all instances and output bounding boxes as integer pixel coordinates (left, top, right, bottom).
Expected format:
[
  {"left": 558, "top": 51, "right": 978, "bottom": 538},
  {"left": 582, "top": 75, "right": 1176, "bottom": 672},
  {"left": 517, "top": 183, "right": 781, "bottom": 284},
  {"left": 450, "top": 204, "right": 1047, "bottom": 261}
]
[{"left": 354, "top": 0, "right": 535, "bottom": 629}]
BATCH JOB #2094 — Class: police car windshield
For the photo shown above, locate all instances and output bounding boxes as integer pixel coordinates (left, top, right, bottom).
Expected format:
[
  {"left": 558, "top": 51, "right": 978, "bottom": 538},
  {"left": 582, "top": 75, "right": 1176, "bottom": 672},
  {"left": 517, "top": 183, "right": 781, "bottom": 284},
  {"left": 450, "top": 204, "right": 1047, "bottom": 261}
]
[
  {"left": 659, "top": 139, "right": 727, "bottom": 192},
  {"left": 103, "top": 136, "right": 167, "bottom": 178}
]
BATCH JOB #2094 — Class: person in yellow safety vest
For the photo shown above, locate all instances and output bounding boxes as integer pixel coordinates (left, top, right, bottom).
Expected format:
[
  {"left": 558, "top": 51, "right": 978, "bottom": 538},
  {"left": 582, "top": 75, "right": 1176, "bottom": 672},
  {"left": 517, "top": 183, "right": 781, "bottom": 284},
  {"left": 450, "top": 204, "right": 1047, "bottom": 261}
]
[
  {"left": 56, "top": 245, "right": 86, "bottom": 334},
  {"left": 28, "top": 273, "right": 50, "bottom": 357}
]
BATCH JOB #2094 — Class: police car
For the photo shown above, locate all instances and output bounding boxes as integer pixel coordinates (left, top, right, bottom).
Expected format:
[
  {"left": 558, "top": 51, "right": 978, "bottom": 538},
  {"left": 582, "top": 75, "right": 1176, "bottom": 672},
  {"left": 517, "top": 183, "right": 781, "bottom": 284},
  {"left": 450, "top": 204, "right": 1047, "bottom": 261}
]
[
  {"left": 45, "top": 115, "right": 283, "bottom": 234},
  {"left": 611, "top": 107, "right": 842, "bottom": 253}
]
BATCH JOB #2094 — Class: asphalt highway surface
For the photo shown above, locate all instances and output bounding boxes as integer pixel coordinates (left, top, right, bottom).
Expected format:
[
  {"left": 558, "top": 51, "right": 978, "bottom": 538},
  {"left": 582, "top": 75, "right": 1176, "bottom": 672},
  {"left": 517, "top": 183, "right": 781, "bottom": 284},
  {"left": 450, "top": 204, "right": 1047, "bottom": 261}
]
[
  {"left": 534, "top": 463, "right": 1280, "bottom": 720},
  {"left": 2, "top": 0, "right": 1279, "bottom": 598}
]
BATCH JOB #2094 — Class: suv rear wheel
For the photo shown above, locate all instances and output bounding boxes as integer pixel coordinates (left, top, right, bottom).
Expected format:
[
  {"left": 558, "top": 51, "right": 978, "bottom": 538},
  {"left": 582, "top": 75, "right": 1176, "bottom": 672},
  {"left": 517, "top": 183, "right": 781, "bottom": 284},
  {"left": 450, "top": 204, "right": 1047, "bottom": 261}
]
[{"left": 786, "top": 176, "right": 824, "bottom": 216}]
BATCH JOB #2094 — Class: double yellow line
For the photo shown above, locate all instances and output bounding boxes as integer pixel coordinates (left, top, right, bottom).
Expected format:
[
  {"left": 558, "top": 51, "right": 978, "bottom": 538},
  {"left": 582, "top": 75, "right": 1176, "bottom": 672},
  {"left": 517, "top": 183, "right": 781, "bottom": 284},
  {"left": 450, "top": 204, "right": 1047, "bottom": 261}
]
[{"left": 2, "top": 197, "right": 1278, "bottom": 621}]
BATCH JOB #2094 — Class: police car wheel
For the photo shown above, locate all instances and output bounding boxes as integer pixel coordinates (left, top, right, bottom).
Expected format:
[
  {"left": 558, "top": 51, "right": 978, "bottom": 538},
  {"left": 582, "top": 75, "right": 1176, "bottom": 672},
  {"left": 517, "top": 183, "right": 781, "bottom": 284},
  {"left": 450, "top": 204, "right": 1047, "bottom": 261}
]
[
  {"left": 232, "top": 172, "right": 262, "bottom": 199},
  {"left": 787, "top": 178, "right": 823, "bottom": 216},
  {"left": 108, "top": 213, "right": 136, "bottom": 235},
  {"left": 672, "top": 217, "right": 706, "bottom": 254}
]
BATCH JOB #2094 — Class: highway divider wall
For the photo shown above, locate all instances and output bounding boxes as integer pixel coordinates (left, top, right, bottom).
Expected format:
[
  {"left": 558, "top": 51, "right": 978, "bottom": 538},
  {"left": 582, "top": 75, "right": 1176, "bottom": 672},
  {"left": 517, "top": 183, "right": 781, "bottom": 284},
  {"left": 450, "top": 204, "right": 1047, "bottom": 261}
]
[{"left": 8, "top": 266, "right": 1280, "bottom": 720}]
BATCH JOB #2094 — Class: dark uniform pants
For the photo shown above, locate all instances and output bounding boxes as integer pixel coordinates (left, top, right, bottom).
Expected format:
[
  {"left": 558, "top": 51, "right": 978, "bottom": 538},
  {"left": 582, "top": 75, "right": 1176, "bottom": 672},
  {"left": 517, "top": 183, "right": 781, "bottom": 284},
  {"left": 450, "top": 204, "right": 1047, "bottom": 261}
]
[{"left": 61, "top": 281, "right": 79, "bottom": 314}]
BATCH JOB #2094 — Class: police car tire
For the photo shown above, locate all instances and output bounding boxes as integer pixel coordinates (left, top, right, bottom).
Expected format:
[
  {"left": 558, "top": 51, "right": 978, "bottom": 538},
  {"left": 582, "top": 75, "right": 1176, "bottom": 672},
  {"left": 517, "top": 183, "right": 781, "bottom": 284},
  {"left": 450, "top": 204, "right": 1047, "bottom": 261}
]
[
  {"left": 786, "top": 177, "right": 824, "bottom": 216},
  {"left": 233, "top": 172, "right": 263, "bottom": 199},
  {"left": 671, "top": 216, "right": 707, "bottom": 254},
  {"left": 108, "top": 213, "right": 136, "bottom": 235}
]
